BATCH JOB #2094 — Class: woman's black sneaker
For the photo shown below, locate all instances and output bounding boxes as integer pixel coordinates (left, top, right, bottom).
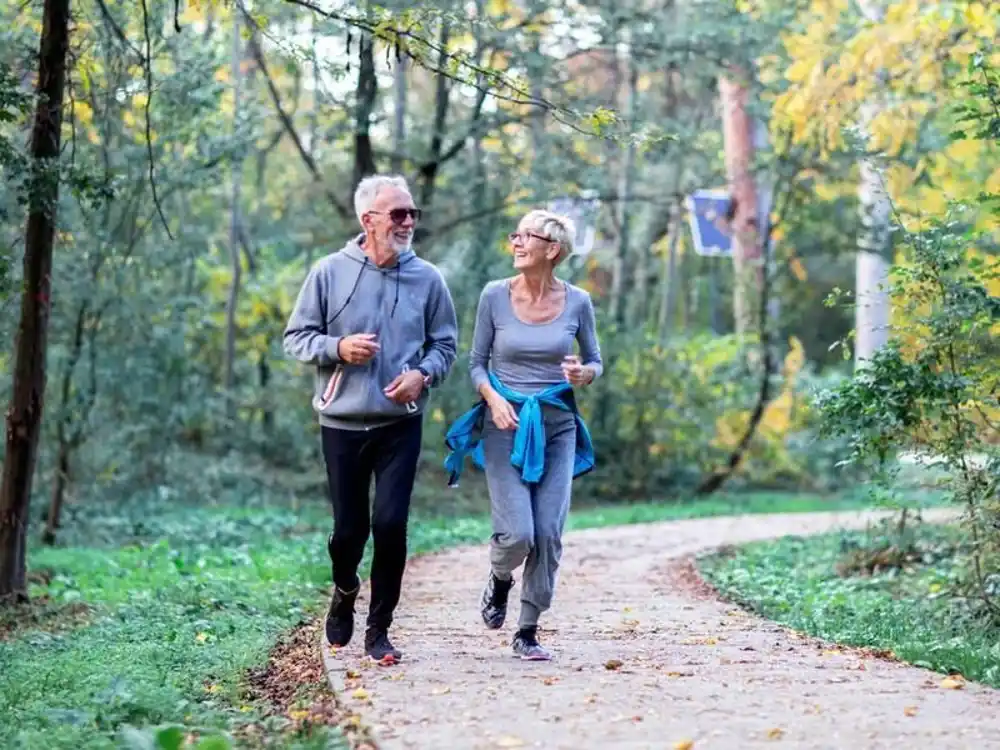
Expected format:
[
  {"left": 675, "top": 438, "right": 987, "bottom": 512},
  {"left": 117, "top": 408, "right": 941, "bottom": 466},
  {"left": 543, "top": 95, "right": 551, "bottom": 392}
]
[
  {"left": 511, "top": 626, "right": 552, "bottom": 661},
  {"left": 480, "top": 572, "right": 514, "bottom": 629}
]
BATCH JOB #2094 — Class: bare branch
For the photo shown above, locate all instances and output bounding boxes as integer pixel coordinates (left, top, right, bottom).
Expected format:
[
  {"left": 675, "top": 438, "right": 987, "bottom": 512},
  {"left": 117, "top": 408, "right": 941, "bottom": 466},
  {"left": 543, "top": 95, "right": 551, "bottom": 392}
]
[
  {"left": 279, "top": 0, "right": 618, "bottom": 139},
  {"left": 139, "top": 0, "right": 173, "bottom": 239},
  {"left": 93, "top": 0, "right": 145, "bottom": 60},
  {"left": 243, "top": 9, "right": 351, "bottom": 219}
]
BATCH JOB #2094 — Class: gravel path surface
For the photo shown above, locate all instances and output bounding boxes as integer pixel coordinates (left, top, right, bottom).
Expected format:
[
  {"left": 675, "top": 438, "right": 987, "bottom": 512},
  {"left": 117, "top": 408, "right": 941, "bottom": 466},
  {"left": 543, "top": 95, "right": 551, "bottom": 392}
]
[{"left": 321, "top": 509, "right": 1000, "bottom": 749}]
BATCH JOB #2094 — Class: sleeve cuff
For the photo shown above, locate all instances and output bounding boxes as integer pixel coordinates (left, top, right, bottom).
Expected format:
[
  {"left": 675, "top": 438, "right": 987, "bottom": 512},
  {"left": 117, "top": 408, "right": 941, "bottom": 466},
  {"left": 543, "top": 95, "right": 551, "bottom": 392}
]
[{"left": 326, "top": 336, "right": 343, "bottom": 363}]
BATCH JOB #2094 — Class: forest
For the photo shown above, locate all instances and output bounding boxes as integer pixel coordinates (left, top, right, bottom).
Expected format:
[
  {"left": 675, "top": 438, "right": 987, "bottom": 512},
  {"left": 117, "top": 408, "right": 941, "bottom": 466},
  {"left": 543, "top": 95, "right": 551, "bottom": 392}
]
[{"left": 1, "top": 0, "right": 998, "bottom": 747}]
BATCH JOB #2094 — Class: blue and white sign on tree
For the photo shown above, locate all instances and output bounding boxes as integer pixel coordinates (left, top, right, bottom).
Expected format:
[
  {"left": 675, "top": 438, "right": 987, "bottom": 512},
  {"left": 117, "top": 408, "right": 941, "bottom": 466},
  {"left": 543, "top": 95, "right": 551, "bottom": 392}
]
[{"left": 685, "top": 189, "right": 734, "bottom": 257}]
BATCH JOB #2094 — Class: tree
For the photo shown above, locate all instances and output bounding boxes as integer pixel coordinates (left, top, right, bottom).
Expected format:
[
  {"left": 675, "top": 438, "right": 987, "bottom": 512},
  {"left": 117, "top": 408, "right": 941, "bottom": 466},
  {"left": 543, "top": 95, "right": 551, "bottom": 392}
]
[{"left": 0, "top": 0, "right": 71, "bottom": 603}]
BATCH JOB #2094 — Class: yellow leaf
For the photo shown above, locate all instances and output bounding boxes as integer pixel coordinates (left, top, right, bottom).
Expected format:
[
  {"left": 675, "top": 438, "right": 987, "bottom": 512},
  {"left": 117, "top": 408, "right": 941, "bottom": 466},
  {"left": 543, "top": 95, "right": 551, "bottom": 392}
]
[
  {"left": 789, "top": 256, "right": 808, "bottom": 282},
  {"left": 904, "top": 706, "right": 918, "bottom": 717},
  {"left": 767, "top": 727, "right": 785, "bottom": 740},
  {"left": 496, "top": 737, "right": 525, "bottom": 748},
  {"left": 195, "top": 632, "right": 209, "bottom": 643},
  {"left": 288, "top": 709, "right": 309, "bottom": 721},
  {"left": 940, "top": 676, "right": 965, "bottom": 690},
  {"left": 351, "top": 687, "right": 370, "bottom": 700},
  {"left": 673, "top": 741, "right": 695, "bottom": 750}
]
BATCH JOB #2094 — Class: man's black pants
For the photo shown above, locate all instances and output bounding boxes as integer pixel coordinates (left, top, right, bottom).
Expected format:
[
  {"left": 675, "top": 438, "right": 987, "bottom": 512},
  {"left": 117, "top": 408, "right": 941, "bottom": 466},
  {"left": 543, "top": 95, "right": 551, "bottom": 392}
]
[{"left": 321, "top": 414, "right": 422, "bottom": 631}]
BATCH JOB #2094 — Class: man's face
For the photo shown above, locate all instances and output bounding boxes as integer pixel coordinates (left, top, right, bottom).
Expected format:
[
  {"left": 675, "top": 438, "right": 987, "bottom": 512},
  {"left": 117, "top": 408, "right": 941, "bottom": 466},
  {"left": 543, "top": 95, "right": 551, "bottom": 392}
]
[{"left": 363, "top": 186, "right": 418, "bottom": 254}]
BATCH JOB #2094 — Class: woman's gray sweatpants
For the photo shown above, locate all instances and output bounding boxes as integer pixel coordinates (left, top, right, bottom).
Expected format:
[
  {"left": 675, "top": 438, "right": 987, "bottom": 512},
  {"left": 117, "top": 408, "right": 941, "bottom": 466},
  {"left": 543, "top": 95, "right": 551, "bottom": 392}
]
[{"left": 482, "top": 407, "right": 576, "bottom": 629}]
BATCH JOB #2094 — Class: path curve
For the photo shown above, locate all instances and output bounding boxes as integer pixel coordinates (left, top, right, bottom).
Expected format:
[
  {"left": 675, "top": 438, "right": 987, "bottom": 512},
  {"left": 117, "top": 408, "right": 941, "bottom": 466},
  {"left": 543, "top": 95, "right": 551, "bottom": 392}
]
[{"left": 322, "top": 509, "right": 1000, "bottom": 749}]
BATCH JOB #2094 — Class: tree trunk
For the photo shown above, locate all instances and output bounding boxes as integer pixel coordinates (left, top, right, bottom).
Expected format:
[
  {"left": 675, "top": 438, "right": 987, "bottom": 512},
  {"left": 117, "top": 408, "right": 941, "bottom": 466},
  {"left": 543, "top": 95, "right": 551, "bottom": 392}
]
[
  {"left": 658, "top": 204, "right": 682, "bottom": 337},
  {"left": 854, "top": 0, "right": 892, "bottom": 368},
  {"left": 719, "top": 70, "right": 762, "bottom": 335},
  {"left": 224, "top": 11, "right": 243, "bottom": 424},
  {"left": 42, "top": 300, "right": 87, "bottom": 545},
  {"left": 41, "top": 438, "right": 69, "bottom": 545},
  {"left": 391, "top": 56, "right": 407, "bottom": 174},
  {"left": 0, "top": 0, "right": 71, "bottom": 604},
  {"left": 609, "top": 35, "right": 637, "bottom": 328},
  {"left": 418, "top": 22, "right": 451, "bottom": 208},
  {"left": 352, "top": 32, "right": 378, "bottom": 192}
]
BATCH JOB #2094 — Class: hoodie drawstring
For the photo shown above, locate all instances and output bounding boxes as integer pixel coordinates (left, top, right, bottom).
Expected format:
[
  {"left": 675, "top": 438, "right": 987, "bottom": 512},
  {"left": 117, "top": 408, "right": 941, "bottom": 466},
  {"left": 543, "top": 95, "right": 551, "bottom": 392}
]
[
  {"left": 390, "top": 264, "right": 400, "bottom": 318},
  {"left": 327, "top": 257, "right": 368, "bottom": 326}
]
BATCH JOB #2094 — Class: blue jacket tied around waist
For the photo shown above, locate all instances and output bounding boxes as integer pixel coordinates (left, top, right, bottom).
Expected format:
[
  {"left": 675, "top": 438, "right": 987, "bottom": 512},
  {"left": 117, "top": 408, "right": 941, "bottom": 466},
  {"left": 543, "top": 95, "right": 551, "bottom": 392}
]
[{"left": 443, "top": 372, "right": 595, "bottom": 487}]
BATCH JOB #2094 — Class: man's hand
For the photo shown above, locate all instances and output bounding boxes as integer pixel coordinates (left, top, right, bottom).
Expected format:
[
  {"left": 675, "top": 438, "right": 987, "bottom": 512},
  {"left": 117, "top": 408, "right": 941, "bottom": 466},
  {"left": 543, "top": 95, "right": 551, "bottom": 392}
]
[
  {"left": 383, "top": 369, "right": 425, "bottom": 404},
  {"left": 337, "top": 333, "right": 380, "bottom": 365}
]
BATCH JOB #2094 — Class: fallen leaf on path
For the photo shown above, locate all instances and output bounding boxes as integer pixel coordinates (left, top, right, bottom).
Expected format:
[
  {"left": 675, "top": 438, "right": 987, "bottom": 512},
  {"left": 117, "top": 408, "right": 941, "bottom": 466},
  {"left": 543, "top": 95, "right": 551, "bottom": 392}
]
[
  {"left": 584, "top": 695, "right": 597, "bottom": 704},
  {"left": 496, "top": 736, "right": 525, "bottom": 747},
  {"left": 904, "top": 706, "right": 918, "bottom": 717},
  {"left": 431, "top": 686, "right": 451, "bottom": 695},
  {"left": 673, "top": 741, "right": 694, "bottom": 750},
  {"left": 351, "top": 688, "right": 371, "bottom": 700},
  {"left": 767, "top": 728, "right": 785, "bottom": 740},
  {"left": 542, "top": 677, "right": 559, "bottom": 685},
  {"left": 345, "top": 669, "right": 361, "bottom": 679},
  {"left": 604, "top": 659, "right": 624, "bottom": 671},
  {"left": 940, "top": 675, "right": 966, "bottom": 690}
]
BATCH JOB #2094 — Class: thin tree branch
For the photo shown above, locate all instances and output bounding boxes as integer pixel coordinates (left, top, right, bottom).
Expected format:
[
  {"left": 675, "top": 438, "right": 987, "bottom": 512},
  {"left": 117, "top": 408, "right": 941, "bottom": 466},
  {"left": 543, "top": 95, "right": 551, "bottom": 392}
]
[
  {"left": 242, "top": 9, "right": 351, "bottom": 219},
  {"left": 279, "top": 0, "right": 622, "bottom": 138},
  {"left": 93, "top": 0, "right": 145, "bottom": 60},
  {"left": 139, "top": 0, "right": 173, "bottom": 239}
]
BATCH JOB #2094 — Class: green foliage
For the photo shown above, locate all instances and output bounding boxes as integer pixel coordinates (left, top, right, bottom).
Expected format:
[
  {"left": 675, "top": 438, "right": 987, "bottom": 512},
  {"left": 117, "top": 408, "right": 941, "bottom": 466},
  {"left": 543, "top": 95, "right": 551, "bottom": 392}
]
[
  {"left": 699, "top": 523, "right": 1000, "bottom": 687},
  {"left": 816, "top": 212, "right": 1000, "bottom": 613},
  {"left": 574, "top": 327, "right": 862, "bottom": 498}
]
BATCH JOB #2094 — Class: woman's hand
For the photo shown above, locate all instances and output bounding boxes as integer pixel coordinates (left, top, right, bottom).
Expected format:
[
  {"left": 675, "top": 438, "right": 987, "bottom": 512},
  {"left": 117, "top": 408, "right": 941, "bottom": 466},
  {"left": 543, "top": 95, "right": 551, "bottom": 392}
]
[
  {"left": 562, "top": 355, "right": 595, "bottom": 387},
  {"left": 487, "top": 393, "right": 520, "bottom": 430}
]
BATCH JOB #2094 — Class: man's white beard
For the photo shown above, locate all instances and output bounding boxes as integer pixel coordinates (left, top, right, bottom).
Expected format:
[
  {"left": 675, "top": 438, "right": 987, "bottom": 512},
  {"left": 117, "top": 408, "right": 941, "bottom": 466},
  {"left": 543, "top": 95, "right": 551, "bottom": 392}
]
[{"left": 390, "top": 235, "right": 412, "bottom": 253}]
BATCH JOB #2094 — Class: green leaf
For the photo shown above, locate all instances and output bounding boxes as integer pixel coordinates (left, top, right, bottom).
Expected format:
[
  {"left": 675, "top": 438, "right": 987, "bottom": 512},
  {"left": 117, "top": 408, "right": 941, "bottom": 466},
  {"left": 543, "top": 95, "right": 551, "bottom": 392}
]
[{"left": 155, "top": 727, "right": 185, "bottom": 750}]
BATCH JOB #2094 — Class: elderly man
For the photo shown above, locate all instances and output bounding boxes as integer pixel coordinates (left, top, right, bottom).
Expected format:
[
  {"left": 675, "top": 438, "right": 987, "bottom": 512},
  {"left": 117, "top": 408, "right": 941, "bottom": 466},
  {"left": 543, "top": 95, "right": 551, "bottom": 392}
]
[{"left": 283, "top": 174, "right": 458, "bottom": 663}]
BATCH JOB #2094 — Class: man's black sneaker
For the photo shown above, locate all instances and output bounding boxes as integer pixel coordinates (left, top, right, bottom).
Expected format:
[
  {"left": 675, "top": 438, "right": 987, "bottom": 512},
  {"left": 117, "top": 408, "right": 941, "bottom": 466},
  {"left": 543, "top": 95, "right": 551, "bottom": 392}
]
[
  {"left": 365, "top": 628, "right": 402, "bottom": 664},
  {"left": 324, "top": 577, "right": 359, "bottom": 648},
  {"left": 480, "top": 572, "right": 514, "bottom": 630},
  {"left": 511, "top": 626, "right": 552, "bottom": 661}
]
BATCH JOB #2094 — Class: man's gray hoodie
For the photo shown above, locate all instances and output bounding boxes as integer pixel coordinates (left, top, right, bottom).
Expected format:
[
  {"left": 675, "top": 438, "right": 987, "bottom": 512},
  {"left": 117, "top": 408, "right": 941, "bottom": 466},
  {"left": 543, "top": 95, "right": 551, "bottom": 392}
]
[{"left": 283, "top": 235, "right": 458, "bottom": 430}]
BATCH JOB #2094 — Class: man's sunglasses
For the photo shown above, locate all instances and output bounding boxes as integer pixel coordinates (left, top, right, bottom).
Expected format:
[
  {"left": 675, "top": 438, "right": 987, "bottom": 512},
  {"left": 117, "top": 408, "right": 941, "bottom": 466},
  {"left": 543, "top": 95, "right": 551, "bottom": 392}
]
[{"left": 369, "top": 208, "right": 422, "bottom": 224}]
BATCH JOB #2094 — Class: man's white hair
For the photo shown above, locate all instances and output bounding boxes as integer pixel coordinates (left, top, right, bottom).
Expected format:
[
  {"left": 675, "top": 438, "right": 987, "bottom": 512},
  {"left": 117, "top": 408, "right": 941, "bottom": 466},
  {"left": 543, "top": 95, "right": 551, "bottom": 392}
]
[
  {"left": 354, "top": 174, "right": 411, "bottom": 224},
  {"left": 522, "top": 209, "right": 577, "bottom": 264}
]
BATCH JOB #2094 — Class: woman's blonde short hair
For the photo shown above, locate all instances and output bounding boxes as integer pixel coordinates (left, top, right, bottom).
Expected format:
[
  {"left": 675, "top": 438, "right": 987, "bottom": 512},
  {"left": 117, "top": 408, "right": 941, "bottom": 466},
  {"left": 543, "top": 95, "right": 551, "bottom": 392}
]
[{"left": 521, "top": 209, "right": 576, "bottom": 265}]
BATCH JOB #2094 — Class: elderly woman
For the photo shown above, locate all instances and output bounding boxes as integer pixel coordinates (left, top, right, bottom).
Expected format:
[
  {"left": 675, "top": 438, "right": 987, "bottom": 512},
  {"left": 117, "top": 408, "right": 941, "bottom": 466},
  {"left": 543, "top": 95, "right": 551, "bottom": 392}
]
[{"left": 444, "top": 209, "right": 603, "bottom": 661}]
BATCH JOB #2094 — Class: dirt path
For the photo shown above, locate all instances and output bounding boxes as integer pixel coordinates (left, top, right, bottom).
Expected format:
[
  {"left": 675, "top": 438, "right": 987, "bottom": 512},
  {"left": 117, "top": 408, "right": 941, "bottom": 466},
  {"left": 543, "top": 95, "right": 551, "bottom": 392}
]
[{"left": 321, "top": 509, "right": 1000, "bottom": 749}]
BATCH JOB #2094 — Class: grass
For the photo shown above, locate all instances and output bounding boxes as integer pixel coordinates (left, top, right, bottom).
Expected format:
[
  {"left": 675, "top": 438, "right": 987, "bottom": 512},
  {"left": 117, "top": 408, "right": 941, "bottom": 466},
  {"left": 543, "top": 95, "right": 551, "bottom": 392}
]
[
  {"left": 699, "top": 519, "right": 1000, "bottom": 689},
  {"left": 1, "top": 488, "right": 892, "bottom": 749}
]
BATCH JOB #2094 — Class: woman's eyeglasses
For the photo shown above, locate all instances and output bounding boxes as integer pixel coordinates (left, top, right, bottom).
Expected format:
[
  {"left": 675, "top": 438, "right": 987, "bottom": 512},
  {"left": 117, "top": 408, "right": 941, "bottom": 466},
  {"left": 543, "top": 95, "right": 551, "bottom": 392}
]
[
  {"left": 508, "top": 231, "right": 553, "bottom": 244},
  {"left": 370, "top": 208, "right": 422, "bottom": 224}
]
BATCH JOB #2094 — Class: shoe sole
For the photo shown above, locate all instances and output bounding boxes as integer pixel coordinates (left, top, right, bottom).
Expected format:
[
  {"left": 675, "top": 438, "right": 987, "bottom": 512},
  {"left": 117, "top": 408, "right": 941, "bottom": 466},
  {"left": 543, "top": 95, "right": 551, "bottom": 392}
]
[
  {"left": 513, "top": 652, "right": 552, "bottom": 661},
  {"left": 368, "top": 653, "right": 402, "bottom": 666}
]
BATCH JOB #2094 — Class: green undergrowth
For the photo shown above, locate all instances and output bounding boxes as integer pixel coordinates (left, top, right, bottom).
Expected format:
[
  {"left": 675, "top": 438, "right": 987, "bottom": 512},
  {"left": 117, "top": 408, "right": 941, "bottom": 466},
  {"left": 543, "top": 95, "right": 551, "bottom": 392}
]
[
  {"left": 1, "top": 488, "right": 906, "bottom": 749},
  {"left": 699, "top": 520, "right": 1000, "bottom": 689}
]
